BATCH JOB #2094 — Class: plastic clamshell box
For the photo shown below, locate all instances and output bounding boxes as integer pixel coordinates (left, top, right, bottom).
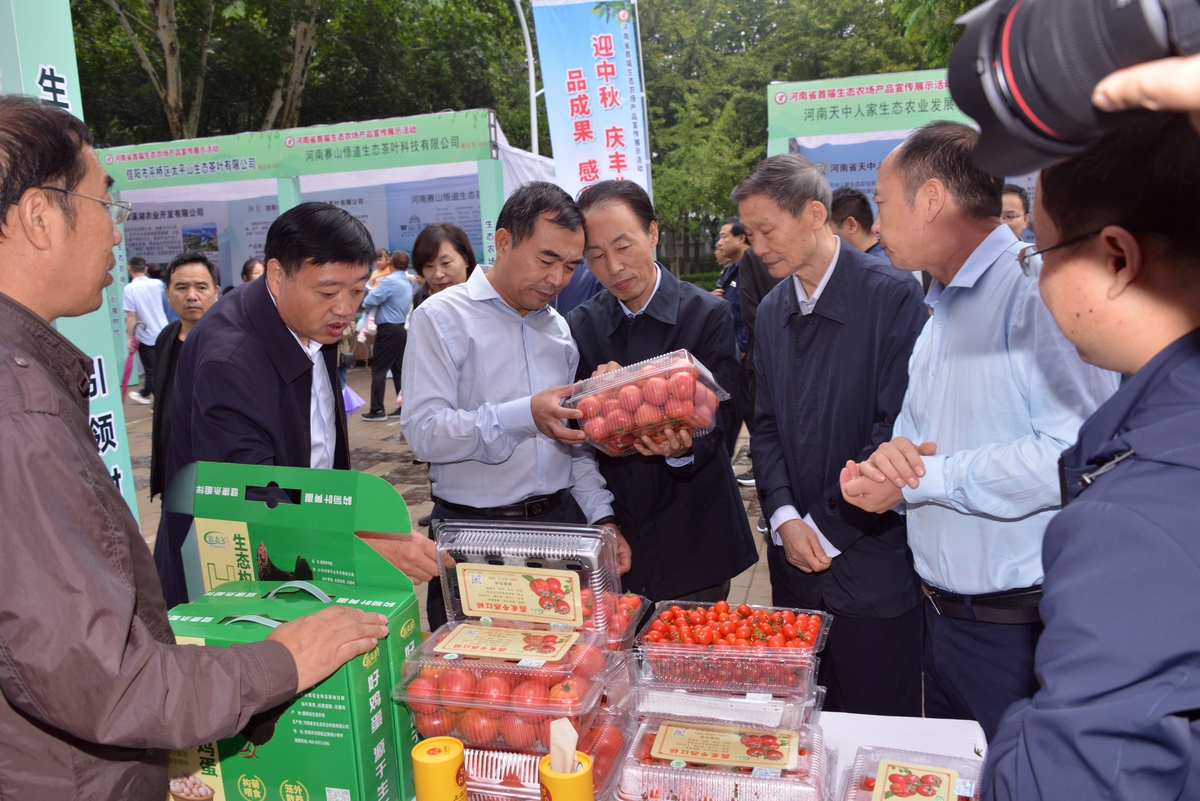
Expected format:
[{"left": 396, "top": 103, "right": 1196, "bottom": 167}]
[
  {"left": 841, "top": 747, "right": 984, "bottom": 801},
  {"left": 633, "top": 601, "right": 830, "bottom": 693},
  {"left": 395, "top": 621, "right": 614, "bottom": 753},
  {"left": 562, "top": 349, "right": 730, "bottom": 457},
  {"left": 461, "top": 706, "right": 636, "bottom": 800},
  {"left": 436, "top": 520, "right": 629, "bottom": 644},
  {"left": 617, "top": 718, "right": 827, "bottom": 801}
]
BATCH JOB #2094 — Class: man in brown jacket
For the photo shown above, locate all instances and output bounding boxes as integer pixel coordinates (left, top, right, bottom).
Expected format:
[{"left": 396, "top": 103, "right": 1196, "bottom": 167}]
[{"left": 0, "top": 96, "right": 390, "bottom": 800}]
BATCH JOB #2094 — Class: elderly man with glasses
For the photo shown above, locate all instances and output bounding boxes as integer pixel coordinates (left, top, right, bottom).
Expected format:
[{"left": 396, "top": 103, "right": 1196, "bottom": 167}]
[{"left": 839, "top": 121, "right": 1118, "bottom": 741}]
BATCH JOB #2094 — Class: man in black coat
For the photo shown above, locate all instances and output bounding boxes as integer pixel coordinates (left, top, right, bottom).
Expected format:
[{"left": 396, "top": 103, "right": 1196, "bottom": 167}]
[
  {"left": 154, "top": 203, "right": 439, "bottom": 607},
  {"left": 148, "top": 251, "right": 220, "bottom": 501},
  {"left": 567, "top": 181, "right": 757, "bottom": 602},
  {"left": 734, "top": 155, "right": 928, "bottom": 716}
]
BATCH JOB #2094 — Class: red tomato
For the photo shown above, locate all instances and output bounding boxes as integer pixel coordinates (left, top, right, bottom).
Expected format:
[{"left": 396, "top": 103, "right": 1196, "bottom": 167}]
[
  {"left": 511, "top": 680, "right": 550, "bottom": 721},
  {"left": 620, "top": 592, "right": 643, "bottom": 610},
  {"left": 583, "top": 416, "right": 611, "bottom": 441},
  {"left": 650, "top": 620, "right": 667, "bottom": 634},
  {"left": 569, "top": 643, "right": 606, "bottom": 681},
  {"left": 667, "top": 371, "right": 695, "bottom": 400},
  {"left": 659, "top": 609, "right": 674, "bottom": 622},
  {"left": 713, "top": 600, "right": 729, "bottom": 614},
  {"left": 583, "top": 722, "right": 624, "bottom": 761},
  {"left": 618, "top": 384, "right": 643, "bottom": 413},
  {"left": 920, "top": 775, "right": 943, "bottom": 786},
  {"left": 863, "top": 777, "right": 877, "bottom": 790},
  {"left": 474, "top": 675, "right": 512, "bottom": 717},
  {"left": 498, "top": 714, "right": 538, "bottom": 749},
  {"left": 608, "top": 408, "right": 634, "bottom": 435},
  {"left": 405, "top": 675, "right": 440, "bottom": 714},
  {"left": 548, "top": 680, "right": 586, "bottom": 707},
  {"left": 691, "top": 403, "right": 714, "bottom": 427},
  {"left": 697, "top": 629, "right": 714, "bottom": 645},
  {"left": 601, "top": 398, "right": 622, "bottom": 417},
  {"left": 646, "top": 630, "right": 662, "bottom": 642},
  {"left": 916, "top": 786, "right": 937, "bottom": 797},
  {"left": 634, "top": 403, "right": 664, "bottom": 428},
  {"left": 782, "top": 624, "right": 798, "bottom": 640},
  {"left": 458, "top": 709, "right": 499, "bottom": 746},
  {"left": 576, "top": 395, "right": 601, "bottom": 420},
  {"left": 413, "top": 709, "right": 457, "bottom": 737},
  {"left": 438, "top": 668, "right": 476, "bottom": 703},
  {"left": 554, "top": 598, "right": 571, "bottom": 615},
  {"left": 663, "top": 397, "right": 694, "bottom": 420},
  {"left": 643, "top": 376, "right": 670, "bottom": 406},
  {"left": 737, "top": 604, "right": 753, "bottom": 617}
]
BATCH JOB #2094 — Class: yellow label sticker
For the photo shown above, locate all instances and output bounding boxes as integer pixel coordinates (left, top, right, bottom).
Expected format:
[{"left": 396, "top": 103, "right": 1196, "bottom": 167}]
[
  {"left": 433, "top": 624, "right": 579, "bottom": 661},
  {"left": 194, "top": 517, "right": 254, "bottom": 591},
  {"left": 455, "top": 563, "right": 583, "bottom": 626},
  {"left": 650, "top": 721, "right": 800, "bottom": 770},
  {"left": 871, "top": 761, "right": 959, "bottom": 801}
]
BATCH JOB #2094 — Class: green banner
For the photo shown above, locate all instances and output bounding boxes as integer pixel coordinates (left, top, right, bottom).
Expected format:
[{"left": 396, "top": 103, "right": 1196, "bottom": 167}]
[
  {"left": 766, "top": 69, "right": 972, "bottom": 156},
  {"left": 99, "top": 110, "right": 498, "bottom": 192},
  {"left": 2, "top": 0, "right": 138, "bottom": 513}
]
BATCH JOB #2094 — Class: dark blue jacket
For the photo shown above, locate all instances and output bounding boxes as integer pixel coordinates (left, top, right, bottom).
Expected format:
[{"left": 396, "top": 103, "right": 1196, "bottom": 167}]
[
  {"left": 567, "top": 267, "right": 757, "bottom": 601},
  {"left": 715, "top": 259, "right": 747, "bottom": 354},
  {"left": 984, "top": 328, "right": 1200, "bottom": 800},
  {"left": 153, "top": 278, "right": 349, "bottom": 607},
  {"left": 551, "top": 260, "right": 605, "bottom": 316},
  {"left": 751, "top": 242, "right": 927, "bottom": 617}
]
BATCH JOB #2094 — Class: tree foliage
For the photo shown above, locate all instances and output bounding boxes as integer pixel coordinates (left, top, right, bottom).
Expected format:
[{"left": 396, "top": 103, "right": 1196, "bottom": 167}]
[{"left": 893, "top": 0, "right": 984, "bottom": 66}]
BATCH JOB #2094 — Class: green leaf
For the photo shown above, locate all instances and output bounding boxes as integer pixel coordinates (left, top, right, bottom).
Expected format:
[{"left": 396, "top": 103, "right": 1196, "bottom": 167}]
[
  {"left": 522, "top": 575, "right": 534, "bottom": 582},
  {"left": 220, "top": 1, "right": 246, "bottom": 20}
]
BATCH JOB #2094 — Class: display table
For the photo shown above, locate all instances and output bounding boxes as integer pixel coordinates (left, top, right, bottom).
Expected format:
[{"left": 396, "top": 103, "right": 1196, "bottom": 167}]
[{"left": 820, "top": 712, "right": 987, "bottom": 799}]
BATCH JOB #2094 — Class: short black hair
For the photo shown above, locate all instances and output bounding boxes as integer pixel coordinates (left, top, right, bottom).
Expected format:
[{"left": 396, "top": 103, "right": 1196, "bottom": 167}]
[
  {"left": 496, "top": 181, "right": 585, "bottom": 248},
  {"left": 413, "top": 223, "right": 476, "bottom": 278},
  {"left": 240, "top": 257, "right": 263, "bottom": 282},
  {"left": 893, "top": 121, "right": 1003, "bottom": 221},
  {"left": 1041, "top": 112, "right": 1200, "bottom": 264},
  {"left": 830, "top": 186, "right": 874, "bottom": 229},
  {"left": 390, "top": 250, "right": 410, "bottom": 271},
  {"left": 1002, "top": 183, "right": 1030, "bottom": 215},
  {"left": 576, "top": 180, "right": 657, "bottom": 233},
  {"left": 264, "top": 202, "right": 375, "bottom": 277},
  {"left": 0, "top": 95, "right": 96, "bottom": 231},
  {"left": 128, "top": 256, "right": 148, "bottom": 273},
  {"left": 165, "top": 251, "right": 219, "bottom": 286},
  {"left": 720, "top": 217, "right": 746, "bottom": 240}
]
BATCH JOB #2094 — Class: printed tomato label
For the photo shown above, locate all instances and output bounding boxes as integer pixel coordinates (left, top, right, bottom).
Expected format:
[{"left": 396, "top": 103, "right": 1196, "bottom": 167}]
[
  {"left": 456, "top": 563, "right": 583, "bottom": 626},
  {"left": 650, "top": 722, "right": 800, "bottom": 770},
  {"left": 433, "top": 624, "right": 579, "bottom": 661},
  {"left": 871, "top": 761, "right": 958, "bottom": 801}
]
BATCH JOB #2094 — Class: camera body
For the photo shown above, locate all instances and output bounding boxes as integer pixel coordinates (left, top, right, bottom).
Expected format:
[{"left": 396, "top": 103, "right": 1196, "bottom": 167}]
[{"left": 949, "top": 0, "right": 1200, "bottom": 175}]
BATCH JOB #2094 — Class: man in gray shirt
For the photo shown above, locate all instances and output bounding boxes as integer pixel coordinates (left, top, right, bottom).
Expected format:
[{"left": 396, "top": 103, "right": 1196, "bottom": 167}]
[{"left": 402, "top": 183, "right": 631, "bottom": 629}]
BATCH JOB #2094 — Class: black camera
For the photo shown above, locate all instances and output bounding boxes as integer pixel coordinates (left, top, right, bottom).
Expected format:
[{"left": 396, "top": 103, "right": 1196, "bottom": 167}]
[{"left": 949, "top": 0, "right": 1200, "bottom": 176}]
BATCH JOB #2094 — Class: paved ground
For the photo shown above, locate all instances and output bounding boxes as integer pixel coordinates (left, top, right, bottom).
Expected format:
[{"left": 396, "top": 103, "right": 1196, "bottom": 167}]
[{"left": 124, "top": 365, "right": 773, "bottom": 630}]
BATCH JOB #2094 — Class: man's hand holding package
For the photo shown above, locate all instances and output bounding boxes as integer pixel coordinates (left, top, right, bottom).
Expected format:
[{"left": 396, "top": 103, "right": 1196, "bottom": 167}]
[
  {"left": 360, "top": 532, "right": 442, "bottom": 585},
  {"left": 531, "top": 384, "right": 586, "bottom": 445},
  {"left": 601, "top": 522, "right": 633, "bottom": 575},
  {"left": 777, "top": 518, "right": 832, "bottom": 574},
  {"left": 268, "top": 606, "right": 390, "bottom": 693}
]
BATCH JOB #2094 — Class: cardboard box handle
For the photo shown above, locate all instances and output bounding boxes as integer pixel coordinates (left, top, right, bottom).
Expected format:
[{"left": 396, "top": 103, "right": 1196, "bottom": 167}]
[
  {"left": 265, "top": 581, "right": 334, "bottom": 603},
  {"left": 224, "top": 615, "right": 283, "bottom": 629},
  {"left": 244, "top": 482, "right": 301, "bottom": 508}
]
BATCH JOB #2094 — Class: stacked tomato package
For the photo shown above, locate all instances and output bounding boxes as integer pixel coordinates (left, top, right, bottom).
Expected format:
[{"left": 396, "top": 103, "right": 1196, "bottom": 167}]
[
  {"left": 841, "top": 747, "right": 984, "bottom": 801},
  {"left": 563, "top": 349, "right": 730, "bottom": 457},
  {"left": 395, "top": 521, "right": 646, "bottom": 799}
]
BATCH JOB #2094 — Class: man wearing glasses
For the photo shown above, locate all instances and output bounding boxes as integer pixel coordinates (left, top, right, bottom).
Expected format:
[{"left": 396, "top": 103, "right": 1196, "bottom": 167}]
[{"left": 839, "top": 121, "right": 1118, "bottom": 740}]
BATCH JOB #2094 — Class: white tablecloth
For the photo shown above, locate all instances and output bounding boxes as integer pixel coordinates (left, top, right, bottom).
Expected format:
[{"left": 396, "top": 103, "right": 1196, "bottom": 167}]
[{"left": 819, "top": 712, "right": 987, "bottom": 799}]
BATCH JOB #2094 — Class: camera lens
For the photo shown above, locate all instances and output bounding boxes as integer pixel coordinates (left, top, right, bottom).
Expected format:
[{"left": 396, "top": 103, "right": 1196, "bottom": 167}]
[{"left": 950, "top": 0, "right": 1174, "bottom": 176}]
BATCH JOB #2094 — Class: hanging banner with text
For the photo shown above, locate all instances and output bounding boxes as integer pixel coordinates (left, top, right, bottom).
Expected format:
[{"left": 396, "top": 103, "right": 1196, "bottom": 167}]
[{"left": 531, "top": 0, "right": 651, "bottom": 200}]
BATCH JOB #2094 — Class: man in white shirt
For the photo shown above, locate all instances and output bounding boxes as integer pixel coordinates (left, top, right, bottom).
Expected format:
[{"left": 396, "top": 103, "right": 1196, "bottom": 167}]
[
  {"left": 155, "top": 203, "right": 440, "bottom": 608},
  {"left": 122, "top": 256, "right": 168, "bottom": 404}
]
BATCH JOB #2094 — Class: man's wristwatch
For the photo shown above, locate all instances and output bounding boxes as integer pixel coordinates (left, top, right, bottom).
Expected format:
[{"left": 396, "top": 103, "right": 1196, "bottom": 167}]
[{"left": 592, "top": 515, "right": 619, "bottom": 528}]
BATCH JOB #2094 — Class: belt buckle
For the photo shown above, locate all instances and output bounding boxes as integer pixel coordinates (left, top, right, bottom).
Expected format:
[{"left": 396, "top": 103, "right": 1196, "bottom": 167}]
[
  {"left": 922, "top": 585, "right": 944, "bottom": 616},
  {"left": 525, "top": 498, "right": 547, "bottom": 518}
]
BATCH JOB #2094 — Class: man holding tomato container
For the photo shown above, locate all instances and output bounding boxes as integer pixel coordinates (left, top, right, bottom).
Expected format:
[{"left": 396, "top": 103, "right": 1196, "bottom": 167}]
[
  {"left": 734, "top": 154, "right": 929, "bottom": 716},
  {"left": 401, "top": 182, "right": 631, "bottom": 630},
  {"left": 566, "top": 181, "right": 757, "bottom": 603}
]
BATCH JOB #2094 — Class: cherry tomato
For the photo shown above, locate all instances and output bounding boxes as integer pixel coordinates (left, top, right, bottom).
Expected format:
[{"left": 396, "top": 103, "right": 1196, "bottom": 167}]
[
  {"left": 916, "top": 786, "right": 937, "bottom": 797},
  {"left": 737, "top": 604, "right": 752, "bottom": 617},
  {"left": 646, "top": 630, "right": 662, "bottom": 642},
  {"left": 714, "top": 600, "right": 729, "bottom": 614},
  {"left": 920, "top": 775, "right": 942, "bottom": 786},
  {"left": 782, "top": 624, "right": 798, "bottom": 640},
  {"left": 697, "top": 629, "right": 714, "bottom": 645}
]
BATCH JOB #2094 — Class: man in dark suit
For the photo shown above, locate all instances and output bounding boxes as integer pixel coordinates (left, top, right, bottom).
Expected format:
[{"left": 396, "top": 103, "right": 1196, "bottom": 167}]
[
  {"left": 733, "top": 155, "right": 928, "bottom": 716},
  {"left": 567, "top": 181, "right": 757, "bottom": 603},
  {"left": 148, "top": 251, "right": 220, "bottom": 502},
  {"left": 154, "top": 203, "right": 439, "bottom": 607}
]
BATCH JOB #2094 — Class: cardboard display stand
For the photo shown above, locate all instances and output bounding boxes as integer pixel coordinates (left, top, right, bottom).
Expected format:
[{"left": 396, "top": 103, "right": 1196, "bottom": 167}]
[{"left": 166, "top": 462, "right": 423, "bottom": 801}]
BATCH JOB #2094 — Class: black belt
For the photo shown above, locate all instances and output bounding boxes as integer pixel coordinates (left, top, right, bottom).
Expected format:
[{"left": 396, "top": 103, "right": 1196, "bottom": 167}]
[
  {"left": 923, "top": 583, "right": 1042, "bottom": 625},
  {"left": 432, "top": 488, "right": 570, "bottom": 520}
]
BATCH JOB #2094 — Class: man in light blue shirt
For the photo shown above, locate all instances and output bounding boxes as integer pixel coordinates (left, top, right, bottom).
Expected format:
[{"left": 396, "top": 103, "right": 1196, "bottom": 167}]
[
  {"left": 840, "top": 122, "right": 1118, "bottom": 739},
  {"left": 401, "top": 182, "right": 631, "bottom": 630},
  {"left": 360, "top": 250, "right": 413, "bottom": 421}
]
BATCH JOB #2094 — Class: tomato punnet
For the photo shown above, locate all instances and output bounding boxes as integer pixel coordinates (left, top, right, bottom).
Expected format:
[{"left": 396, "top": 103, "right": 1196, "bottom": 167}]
[
  {"left": 576, "top": 395, "right": 602, "bottom": 420},
  {"left": 498, "top": 714, "right": 538, "bottom": 749},
  {"left": 414, "top": 709, "right": 457, "bottom": 738},
  {"left": 618, "top": 384, "right": 643, "bottom": 413},
  {"left": 438, "top": 668, "right": 476, "bottom": 703},
  {"left": 405, "top": 675, "right": 440, "bottom": 714},
  {"left": 643, "top": 375, "right": 670, "bottom": 406},
  {"left": 458, "top": 709, "right": 499, "bottom": 746}
]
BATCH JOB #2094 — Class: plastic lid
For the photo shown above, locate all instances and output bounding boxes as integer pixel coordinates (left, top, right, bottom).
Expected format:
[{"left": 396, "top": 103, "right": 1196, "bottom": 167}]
[{"left": 841, "top": 746, "right": 984, "bottom": 801}]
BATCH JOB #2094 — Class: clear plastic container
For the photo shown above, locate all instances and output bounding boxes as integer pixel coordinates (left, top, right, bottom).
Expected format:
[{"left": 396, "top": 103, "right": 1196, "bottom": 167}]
[
  {"left": 617, "top": 718, "right": 826, "bottom": 801},
  {"left": 395, "top": 621, "right": 614, "bottom": 752},
  {"left": 436, "top": 521, "right": 632, "bottom": 643},
  {"left": 633, "top": 601, "right": 830, "bottom": 693},
  {"left": 841, "top": 747, "right": 983, "bottom": 801},
  {"left": 563, "top": 349, "right": 731, "bottom": 457},
  {"left": 462, "top": 706, "right": 635, "bottom": 800}
]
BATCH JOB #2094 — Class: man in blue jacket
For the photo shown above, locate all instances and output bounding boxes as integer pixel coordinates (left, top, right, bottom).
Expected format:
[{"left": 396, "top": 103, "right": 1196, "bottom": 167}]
[{"left": 984, "top": 113, "right": 1200, "bottom": 799}]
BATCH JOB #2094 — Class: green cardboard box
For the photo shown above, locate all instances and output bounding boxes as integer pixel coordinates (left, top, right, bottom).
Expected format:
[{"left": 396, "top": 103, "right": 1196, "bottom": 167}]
[
  {"left": 168, "top": 601, "right": 399, "bottom": 801},
  {"left": 166, "top": 463, "right": 422, "bottom": 800}
]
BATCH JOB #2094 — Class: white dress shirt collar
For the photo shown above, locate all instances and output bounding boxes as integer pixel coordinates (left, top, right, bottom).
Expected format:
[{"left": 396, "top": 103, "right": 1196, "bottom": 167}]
[
  {"left": 618, "top": 265, "right": 662, "bottom": 318},
  {"left": 792, "top": 235, "right": 842, "bottom": 315}
]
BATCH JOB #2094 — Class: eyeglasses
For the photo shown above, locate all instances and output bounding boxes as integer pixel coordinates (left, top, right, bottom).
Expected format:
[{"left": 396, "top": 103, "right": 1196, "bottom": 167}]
[
  {"left": 37, "top": 186, "right": 132, "bottom": 225},
  {"left": 1017, "top": 230, "right": 1101, "bottom": 277},
  {"left": 1001, "top": 211, "right": 1026, "bottom": 222}
]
